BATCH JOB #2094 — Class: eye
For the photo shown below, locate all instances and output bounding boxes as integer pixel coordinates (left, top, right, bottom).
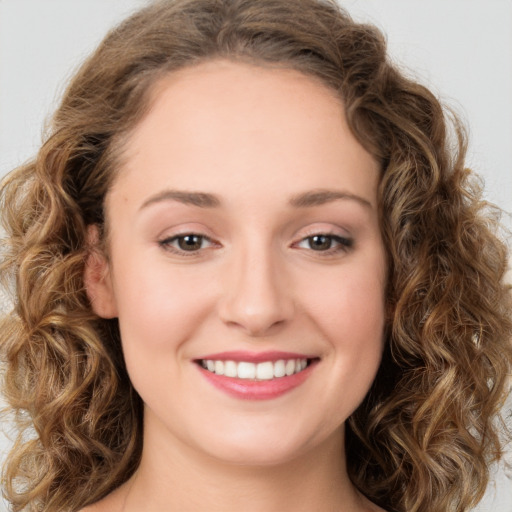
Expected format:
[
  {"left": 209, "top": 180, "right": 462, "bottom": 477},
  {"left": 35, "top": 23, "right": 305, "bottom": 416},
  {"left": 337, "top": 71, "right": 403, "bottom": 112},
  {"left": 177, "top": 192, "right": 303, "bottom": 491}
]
[
  {"left": 296, "top": 234, "right": 353, "bottom": 252},
  {"left": 159, "top": 233, "right": 215, "bottom": 253}
]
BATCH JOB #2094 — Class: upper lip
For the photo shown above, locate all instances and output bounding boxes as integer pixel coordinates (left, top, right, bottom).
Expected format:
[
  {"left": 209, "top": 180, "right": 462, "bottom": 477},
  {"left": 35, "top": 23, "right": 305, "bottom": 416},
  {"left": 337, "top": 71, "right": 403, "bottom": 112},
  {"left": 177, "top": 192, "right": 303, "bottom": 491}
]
[{"left": 196, "top": 350, "right": 316, "bottom": 363}]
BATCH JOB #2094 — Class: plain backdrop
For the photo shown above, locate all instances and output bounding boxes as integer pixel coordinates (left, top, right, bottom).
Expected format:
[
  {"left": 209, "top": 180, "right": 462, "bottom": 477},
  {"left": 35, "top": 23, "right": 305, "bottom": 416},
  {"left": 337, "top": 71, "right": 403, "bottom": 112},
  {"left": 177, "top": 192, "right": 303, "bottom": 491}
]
[{"left": 0, "top": 1, "right": 511, "bottom": 511}]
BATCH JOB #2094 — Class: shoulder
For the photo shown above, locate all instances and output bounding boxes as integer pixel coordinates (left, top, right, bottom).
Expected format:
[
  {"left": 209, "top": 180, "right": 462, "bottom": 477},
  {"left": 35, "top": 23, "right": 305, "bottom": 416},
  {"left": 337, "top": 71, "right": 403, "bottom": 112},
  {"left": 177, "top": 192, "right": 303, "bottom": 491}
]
[
  {"left": 79, "top": 502, "right": 112, "bottom": 512},
  {"left": 79, "top": 492, "right": 123, "bottom": 512},
  {"left": 79, "top": 504, "right": 104, "bottom": 512}
]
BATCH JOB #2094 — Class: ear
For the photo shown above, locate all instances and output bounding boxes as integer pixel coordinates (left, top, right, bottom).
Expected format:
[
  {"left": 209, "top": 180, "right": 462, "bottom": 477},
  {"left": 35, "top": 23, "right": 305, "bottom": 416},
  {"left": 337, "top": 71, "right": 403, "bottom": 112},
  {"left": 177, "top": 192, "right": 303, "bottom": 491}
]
[{"left": 84, "top": 225, "right": 118, "bottom": 319}]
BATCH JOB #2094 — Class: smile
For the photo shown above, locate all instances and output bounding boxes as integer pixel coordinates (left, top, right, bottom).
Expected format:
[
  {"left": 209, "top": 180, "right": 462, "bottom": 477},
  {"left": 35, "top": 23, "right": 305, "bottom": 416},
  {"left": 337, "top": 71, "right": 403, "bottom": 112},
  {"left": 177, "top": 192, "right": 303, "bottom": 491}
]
[
  {"left": 199, "top": 358, "right": 309, "bottom": 380},
  {"left": 195, "top": 352, "right": 319, "bottom": 400}
]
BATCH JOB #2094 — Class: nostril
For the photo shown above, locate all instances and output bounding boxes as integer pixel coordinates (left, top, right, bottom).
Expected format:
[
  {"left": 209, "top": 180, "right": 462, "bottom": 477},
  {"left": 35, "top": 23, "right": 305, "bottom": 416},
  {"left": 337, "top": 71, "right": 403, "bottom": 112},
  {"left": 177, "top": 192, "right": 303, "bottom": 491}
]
[{"left": 217, "top": 256, "right": 294, "bottom": 326}]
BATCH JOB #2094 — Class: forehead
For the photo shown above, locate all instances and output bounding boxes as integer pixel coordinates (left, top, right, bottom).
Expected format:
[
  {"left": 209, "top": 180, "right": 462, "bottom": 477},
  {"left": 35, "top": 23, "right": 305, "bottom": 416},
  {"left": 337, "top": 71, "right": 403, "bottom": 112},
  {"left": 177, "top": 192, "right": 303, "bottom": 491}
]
[{"left": 110, "top": 59, "right": 379, "bottom": 208}]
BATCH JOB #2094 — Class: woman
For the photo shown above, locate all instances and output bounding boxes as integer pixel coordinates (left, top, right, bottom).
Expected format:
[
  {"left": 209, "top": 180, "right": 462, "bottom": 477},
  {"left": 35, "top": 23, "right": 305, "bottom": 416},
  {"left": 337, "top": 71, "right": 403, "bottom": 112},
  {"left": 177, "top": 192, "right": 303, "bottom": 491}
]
[{"left": 1, "top": 1, "right": 511, "bottom": 511}]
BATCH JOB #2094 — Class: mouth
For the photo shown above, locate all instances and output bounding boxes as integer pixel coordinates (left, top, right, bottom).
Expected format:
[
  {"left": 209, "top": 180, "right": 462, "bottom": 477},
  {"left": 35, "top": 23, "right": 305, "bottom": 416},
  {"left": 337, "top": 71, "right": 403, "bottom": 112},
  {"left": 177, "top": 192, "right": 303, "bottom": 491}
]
[
  {"left": 197, "top": 358, "right": 312, "bottom": 380},
  {"left": 194, "top": 352, "right": 320, "bottom": 400}
]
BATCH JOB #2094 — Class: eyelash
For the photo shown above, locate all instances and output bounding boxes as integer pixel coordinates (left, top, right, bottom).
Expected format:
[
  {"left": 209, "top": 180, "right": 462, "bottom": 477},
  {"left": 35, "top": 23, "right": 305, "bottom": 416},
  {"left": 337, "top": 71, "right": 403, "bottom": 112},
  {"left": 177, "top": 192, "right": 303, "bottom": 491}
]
[
  {"left": 158, "top": 233, "right": 216, "bottom": 256},
  {"left": 294, "top": 233, "right": 353, "bottom": 255},
  {"left": 158, "top": 232, "right": 353, "bottom": 257}
]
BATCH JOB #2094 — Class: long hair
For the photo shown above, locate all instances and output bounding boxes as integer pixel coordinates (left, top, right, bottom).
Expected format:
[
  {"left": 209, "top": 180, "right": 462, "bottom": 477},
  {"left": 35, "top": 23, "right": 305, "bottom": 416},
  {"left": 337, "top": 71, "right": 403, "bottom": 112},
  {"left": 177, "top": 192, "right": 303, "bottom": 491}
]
[{"left": 1, "top": 1, "right": 511, "bottom": 510}]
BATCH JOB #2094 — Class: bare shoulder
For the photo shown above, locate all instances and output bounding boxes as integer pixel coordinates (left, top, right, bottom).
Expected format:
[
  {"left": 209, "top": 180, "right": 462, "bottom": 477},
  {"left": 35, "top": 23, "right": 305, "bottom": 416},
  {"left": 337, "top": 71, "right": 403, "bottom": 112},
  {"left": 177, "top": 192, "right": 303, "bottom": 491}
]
[
  {"left": 364, "top": 503, "right": 388, "bottom": 512},
  {"left": 79, "top": 490, "right": 124, "bottom": 512},
  {"left": 79, "top": 505, "right": 98, "bottom": 512},
  {"left": 79, "top": 501, "right": 110, "bottom": 512},
  {"left": 79, "top": 501, "right": 115, "bottom": 512},
  {"left": 367, "top": 501, "right": 388, "bottom": 512},
  {"left": 360, "top": 494, "right": 388, "bottom": 512}
]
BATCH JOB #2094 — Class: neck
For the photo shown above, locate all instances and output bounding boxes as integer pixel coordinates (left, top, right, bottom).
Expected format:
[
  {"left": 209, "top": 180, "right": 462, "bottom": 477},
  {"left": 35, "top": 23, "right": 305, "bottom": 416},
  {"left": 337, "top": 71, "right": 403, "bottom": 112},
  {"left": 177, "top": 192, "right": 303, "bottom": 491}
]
[{"left": 114, "top": 414, "right": 366, "bottom": 512}]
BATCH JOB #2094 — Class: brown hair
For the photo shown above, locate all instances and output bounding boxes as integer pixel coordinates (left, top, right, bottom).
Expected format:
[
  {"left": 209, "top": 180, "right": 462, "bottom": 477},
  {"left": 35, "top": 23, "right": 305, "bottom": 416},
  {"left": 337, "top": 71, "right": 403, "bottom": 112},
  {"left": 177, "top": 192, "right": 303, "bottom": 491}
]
[{"left": 1, "top": 1, "right": 511, "bottom": 511}]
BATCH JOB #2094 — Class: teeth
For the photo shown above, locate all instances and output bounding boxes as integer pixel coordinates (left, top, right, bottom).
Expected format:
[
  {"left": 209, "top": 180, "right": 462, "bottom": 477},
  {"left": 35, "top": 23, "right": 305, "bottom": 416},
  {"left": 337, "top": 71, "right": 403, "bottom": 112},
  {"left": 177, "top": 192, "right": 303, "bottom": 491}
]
[
  {"left": 256, "top": 361, "right": 274, "bottom": 380},
  {"left": 285, "top": 359, "right": 296, "bottom": 376},
  {"left": 214, "top": 360, "right": 224, "bottom": 375},
  {"left": 201, "top": 358, "right": 309, "bottom": 380},
  {"left": 274, "top": 359, "right": 286, "bottom": 378},
  {"left": 238, "top": 361, "right": 256, "bottom": 379},
  {"left": 224, "top": 360, "right": 237, "bottom": 377}
]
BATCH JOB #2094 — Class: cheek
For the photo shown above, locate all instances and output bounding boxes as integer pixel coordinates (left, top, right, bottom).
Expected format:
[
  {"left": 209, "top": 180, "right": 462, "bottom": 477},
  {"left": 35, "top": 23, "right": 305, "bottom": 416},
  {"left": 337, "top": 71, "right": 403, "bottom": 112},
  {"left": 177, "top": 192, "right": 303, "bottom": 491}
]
[
  {"left": 302, "top": 258, "right": 386, "bottom": 341},
  {"left": 111, "top": 259, "right": 220, "bottom": 411},
  {"left": 111, "top": 257, "right": 217, "bottom": 357},
  {"left": 320, "top": 282, "right": 385, "bottom": 376},
  {"left": 298, "top": 257, "right": 386, "bottom": 406}
]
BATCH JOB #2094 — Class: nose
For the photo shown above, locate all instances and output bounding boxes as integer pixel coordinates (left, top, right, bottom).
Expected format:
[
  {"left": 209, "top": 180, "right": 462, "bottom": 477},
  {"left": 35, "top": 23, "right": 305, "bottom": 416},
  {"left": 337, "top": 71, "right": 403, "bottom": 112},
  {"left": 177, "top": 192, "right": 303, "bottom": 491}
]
[{"left": 218, "top": 245, "right": 294, "bottom": 337}]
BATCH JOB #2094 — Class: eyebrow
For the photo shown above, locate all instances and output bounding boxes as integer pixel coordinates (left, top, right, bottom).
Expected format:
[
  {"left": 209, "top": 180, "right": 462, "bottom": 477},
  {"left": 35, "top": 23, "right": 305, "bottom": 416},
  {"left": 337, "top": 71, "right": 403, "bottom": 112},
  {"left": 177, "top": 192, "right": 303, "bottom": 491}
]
[
  {"left": 139, "top": 188, "right": 372, "bottom": 211},
  {"left": 288, "top": 189, "right": 373, "bottom": 209},
  {"left": 140, "top": 190, "right": 221, "bottom": 210}
]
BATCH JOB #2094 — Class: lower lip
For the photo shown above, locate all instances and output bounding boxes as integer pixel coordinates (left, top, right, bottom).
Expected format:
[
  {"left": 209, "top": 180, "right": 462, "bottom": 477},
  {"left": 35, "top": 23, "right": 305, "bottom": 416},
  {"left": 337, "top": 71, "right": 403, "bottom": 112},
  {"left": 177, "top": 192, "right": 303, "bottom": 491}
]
[{"left": 196, "top": 361, "right": 317, "bottom": 400}]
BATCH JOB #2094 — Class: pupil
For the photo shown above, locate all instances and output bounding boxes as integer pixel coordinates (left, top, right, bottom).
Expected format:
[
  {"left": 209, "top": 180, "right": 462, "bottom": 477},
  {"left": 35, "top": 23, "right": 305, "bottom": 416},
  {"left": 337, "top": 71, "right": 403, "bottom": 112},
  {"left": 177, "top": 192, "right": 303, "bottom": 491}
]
[
  {"left": 178, "top": 235, "right": 202, "bottom": 251},
  {"left": 310, "top": 235, "right": 331, "bottom": 250}
]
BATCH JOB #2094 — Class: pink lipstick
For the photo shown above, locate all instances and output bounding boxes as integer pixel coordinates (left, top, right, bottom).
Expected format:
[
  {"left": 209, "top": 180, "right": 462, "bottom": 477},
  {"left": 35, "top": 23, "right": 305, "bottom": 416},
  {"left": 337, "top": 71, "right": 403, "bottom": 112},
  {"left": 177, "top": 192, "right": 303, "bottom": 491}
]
[{"left": 195, "top": 351, "right": 319, "bottom": 400}]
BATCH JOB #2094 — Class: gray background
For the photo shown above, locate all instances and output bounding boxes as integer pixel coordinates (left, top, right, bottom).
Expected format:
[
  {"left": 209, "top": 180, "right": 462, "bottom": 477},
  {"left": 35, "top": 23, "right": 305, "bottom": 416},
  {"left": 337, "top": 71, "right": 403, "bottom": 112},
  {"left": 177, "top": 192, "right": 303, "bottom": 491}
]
[{"left": 1, "top": 1, "right": 511, "bottom": 510}]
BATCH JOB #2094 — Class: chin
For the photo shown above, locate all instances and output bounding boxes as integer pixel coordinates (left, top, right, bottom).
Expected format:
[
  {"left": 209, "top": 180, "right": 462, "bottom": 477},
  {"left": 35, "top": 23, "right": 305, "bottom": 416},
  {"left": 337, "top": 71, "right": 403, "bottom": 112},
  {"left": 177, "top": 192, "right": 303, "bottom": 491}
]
[
  {"left": 192, "top": 421, "right": 341, "bottom": 468},
  {"left": 206, "top": 442, "right": 308, "bottom": 468}
]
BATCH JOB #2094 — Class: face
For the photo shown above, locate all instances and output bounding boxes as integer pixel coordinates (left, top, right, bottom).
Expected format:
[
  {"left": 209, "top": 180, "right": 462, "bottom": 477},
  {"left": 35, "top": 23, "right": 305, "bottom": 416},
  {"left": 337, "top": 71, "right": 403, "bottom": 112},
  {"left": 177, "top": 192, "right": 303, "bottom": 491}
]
[{"left": 86, "top": 60, "right": 387, "bottom": 467}]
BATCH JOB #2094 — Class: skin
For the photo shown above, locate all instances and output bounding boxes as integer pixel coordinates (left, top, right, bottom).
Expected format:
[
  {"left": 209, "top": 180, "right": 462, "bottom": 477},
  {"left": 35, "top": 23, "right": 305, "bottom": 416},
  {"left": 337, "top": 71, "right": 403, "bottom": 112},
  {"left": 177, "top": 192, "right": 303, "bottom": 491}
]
[{"left": 84, "top": 60, "right": 388, "bottom": 512}]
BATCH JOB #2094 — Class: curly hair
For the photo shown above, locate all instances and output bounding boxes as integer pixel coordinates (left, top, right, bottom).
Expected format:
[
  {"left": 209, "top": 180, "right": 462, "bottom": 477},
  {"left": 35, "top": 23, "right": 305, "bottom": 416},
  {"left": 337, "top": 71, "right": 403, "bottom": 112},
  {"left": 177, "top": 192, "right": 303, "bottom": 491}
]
[{"left": 1, "top": 0, "right": 511, "bottom": 511}]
